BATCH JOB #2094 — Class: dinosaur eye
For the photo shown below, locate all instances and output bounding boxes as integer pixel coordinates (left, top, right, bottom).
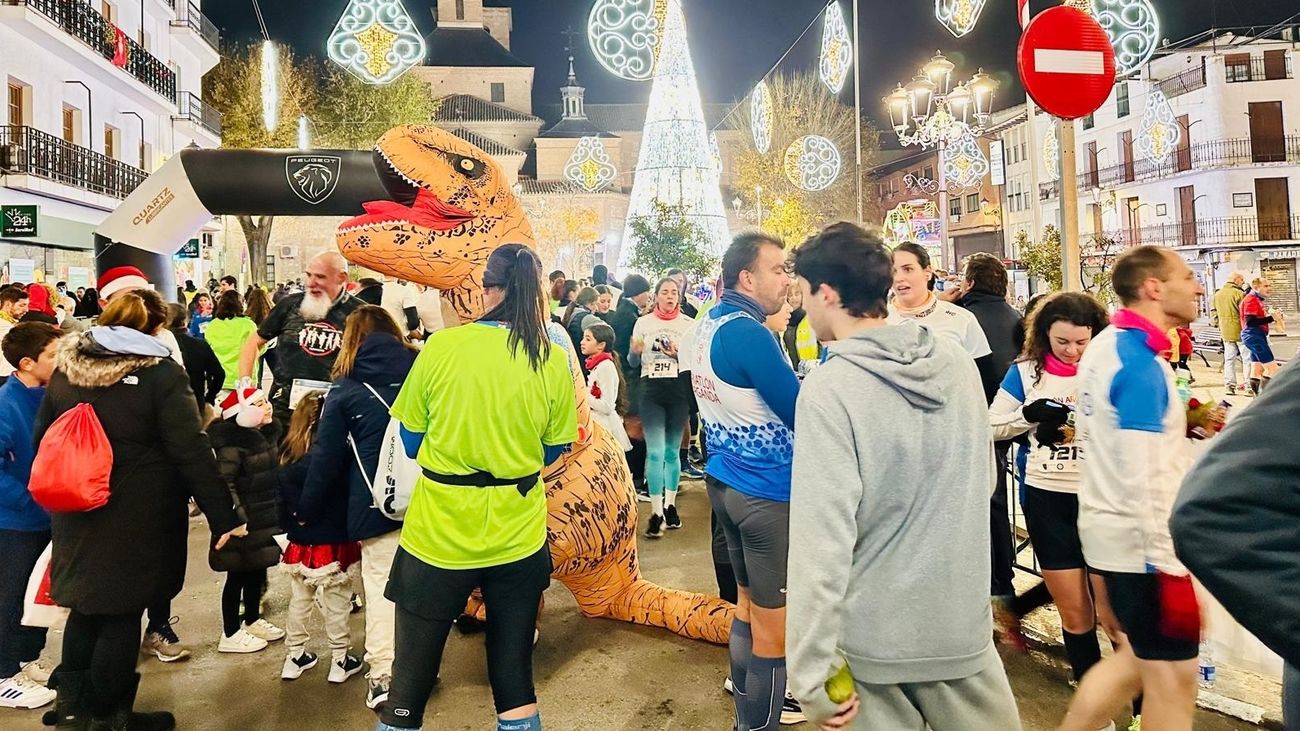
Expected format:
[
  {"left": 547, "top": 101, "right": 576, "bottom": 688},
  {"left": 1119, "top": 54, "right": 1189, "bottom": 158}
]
[{"left": 451, "top": 155, "right": 486, "bottom": 180}]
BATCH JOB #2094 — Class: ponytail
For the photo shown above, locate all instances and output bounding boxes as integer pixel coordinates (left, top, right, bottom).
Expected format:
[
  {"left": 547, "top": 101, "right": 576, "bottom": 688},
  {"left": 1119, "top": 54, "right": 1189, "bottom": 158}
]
[{"left": 480, "top": 244, "right": 551, "bottom": 371}]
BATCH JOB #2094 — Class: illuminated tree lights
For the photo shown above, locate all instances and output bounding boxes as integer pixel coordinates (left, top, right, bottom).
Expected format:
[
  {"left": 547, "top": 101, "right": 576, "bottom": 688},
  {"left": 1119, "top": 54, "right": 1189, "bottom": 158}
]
[
  {"left": 935, "top": 0, "right": 988, "bottom": 38},
  {"left": 1043, "top": 122, "right": 1060, "bottom": 182},
  {"left": 1136, "top": 88, "right": 1180, "bottom": 165},
  {"left": 587, "top": 0, "right": 668, "bottom": 82},
  {"left": 620, "top": 0, "right": 730, "bottom": 259},
  {"left": 819, "top": 2, "right": 852, "bottom": 94},
  {"left": 1090, "top": 0, "right": 1159, "bottom": 77},
  {"left": 942, "top": 129, "right": 989, "bottom": 189},
  {"left": 261, "top": 40, "right": 278, "bottom": 132},
  {"left": 783, "top": 135, "right": 842, "bottom": 192},
  {"left": 750, "top": 81, "right": 773, "bottom": 154},
  {"left": 327, "top": 0, "right": 426, "bottom": 85},
  {"left": 564, "top": 136, "right": 618, "bottom": 192}
]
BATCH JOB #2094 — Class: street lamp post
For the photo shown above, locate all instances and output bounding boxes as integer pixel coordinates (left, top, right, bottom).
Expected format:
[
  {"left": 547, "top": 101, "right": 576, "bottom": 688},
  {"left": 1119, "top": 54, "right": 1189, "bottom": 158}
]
[{"left": 884, "top": 52, "right": 997, "bottom": 270}]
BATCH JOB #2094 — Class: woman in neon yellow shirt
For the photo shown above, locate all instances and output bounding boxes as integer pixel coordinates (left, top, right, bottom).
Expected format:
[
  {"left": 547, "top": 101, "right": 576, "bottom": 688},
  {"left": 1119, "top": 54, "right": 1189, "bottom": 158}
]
[{"left": 380, "top": 244, "right": 578, "bottom": 731}]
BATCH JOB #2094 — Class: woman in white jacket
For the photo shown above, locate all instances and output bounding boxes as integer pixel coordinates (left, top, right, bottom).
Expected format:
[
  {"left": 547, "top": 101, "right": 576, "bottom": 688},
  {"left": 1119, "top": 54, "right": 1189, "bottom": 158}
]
[
  {"left": 579, "top": 322, "right": 632, "bottom": 452},
  {"left": 989, "top": 292, "right": 1125, "bottom": 690}
]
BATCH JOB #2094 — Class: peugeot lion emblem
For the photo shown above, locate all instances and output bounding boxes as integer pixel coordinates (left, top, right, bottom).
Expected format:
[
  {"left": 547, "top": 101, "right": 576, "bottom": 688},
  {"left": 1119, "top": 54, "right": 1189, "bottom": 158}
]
[{"left": 286, "top": 155, "right": 342, "bottom": 205}]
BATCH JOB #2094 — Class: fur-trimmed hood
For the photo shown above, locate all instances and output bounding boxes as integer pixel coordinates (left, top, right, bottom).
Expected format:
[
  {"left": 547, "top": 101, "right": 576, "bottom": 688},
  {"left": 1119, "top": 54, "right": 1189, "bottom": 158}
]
[{"left": 56, "top": 328, "right": 166, "bottom": 389}]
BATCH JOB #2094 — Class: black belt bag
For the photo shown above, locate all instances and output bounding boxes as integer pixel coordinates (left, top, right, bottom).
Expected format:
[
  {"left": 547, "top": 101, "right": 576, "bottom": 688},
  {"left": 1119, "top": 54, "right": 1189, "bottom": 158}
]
[{"left": 422, "top": 468, "right": 542, "bottom": 498}]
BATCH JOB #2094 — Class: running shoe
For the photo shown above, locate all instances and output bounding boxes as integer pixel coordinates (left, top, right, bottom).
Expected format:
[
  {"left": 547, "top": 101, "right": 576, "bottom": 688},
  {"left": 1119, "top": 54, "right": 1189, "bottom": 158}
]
[
  {"left": 141, "top": 617, "right": 191, "bottom": 663},
  {"left": 780, "top": 692, "right": 805, "bottom": 725},
  {"left": 992, "top": 596, "right": 1028, "bottom": 652},
  {"left": 1225, "top": 383, "right": 1236, "bottom": 395},
  {"left": 328, "top": 653, "right": 364, "bottom": 684},
  {"left": 688, "top": 445, "right": 705, "bottom": 468},
  {"left": 217, "top": 629, "right": 268, "bottom": 654},
  {"left": 365, "top": 674, "right": 390, "bottom": 709},
  {"left": 350, "top": 592, "right": 364, "bottom": 614},
  {"left": 645, "top": 514, "right": 665, "bottom": 538},
  {"left": 20, "top": 659, "right": 52, "bottom": 685},
  {"left": 281, "top": 651, "right": 319, "bottom": 680},
  {"left": 0, "top": 673, "right": 55, "bottom": 709},
  {"left": 635, "top": 482, "right": 652, "bottom": 503},
  {"left": 664, "top": 505, "right": 683, "bottom": 530},
  {"left": 723, "top": 677, "right": 734, "bottom": 695},
  {"left": 244, "top": 618, "right": 286, "bottom": 642},
  {"left": 681, "top": 464, "right": 706, "bottom": 480},
  {"left": 1127, "top": 717, "right": 1141, "bottom": 731}
]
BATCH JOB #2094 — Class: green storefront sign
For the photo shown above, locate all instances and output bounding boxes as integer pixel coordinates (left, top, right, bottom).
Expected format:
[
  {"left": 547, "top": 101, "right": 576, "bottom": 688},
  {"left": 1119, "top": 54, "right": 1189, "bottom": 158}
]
[
  {"left": 177, "top": 238, "right": 201, "bottom": 259},
  {"left": 1, "top": 205, "right": 38, "bottom": 237}
]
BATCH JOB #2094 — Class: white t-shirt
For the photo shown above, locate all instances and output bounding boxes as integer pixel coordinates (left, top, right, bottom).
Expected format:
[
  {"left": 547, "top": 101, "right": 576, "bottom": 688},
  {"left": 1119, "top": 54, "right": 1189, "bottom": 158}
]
[
  {"left": 887, "top": 297, "right": 992, "bottom": 359},
  {"left": 416, "top": 288, "right": 445, "bottom": 334},
  {"left": 380, "top": 282, "right": 419, "bottom": 332},
  {"left": 630, "top": 312, "right": 696, "bottom": 380},
  {"left": 989, "top": 361, "right": 1081, "bottom": 493}
]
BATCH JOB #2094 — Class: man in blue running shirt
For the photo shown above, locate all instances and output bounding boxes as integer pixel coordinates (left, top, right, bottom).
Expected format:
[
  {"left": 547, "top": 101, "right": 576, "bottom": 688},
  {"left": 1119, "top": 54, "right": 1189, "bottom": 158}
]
[{"left": 691, "top": 233, "right": 802, "bottom": 730}]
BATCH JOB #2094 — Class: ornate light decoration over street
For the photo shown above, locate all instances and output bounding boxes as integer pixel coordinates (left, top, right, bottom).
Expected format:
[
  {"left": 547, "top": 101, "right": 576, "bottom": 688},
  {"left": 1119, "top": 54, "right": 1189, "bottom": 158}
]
[
  {"left": 564, "top": 136, "right": 618, "bottom": 192},
  {"left": 750, "top": 81, "right": 773, "bottom": 154},
  {"left": 261, "top": 40, "right": 278, "bottom": 132},
  {"left": 1135, "top": 88, "right": 1181, "bottom": 165},
  {"left": 783, "top": 135, "right": 842, "bottom": 192},
  {"left": 935, "top": 0, "right": 988, "bottom": 38},
  {"left": 819, "top": 1, "right": 852, "bottom": 93},
  {"left": 943, "top": 129, "right": 990, "bottom": 190},
  {"left": 327, "top": 0, "right": 426, "bottom": 84},
  {"left": 587, "top": 0, "right": 668, "bottom": 82},
  {"left": 1043, "top": 122, "right": 1060, "bottom": 182},
  {"left": 1090, "top": 0, "right": 1159, "bottom": 77}
]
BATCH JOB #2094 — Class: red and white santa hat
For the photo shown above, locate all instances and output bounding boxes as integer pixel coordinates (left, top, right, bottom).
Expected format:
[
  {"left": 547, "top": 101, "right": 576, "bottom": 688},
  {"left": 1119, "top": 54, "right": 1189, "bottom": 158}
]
[
  {"left": 220, "top": 387, "right": 267, "bottom": 426},
  {"left": 97, "top": 265, "right": 153, "bottom": 300}
]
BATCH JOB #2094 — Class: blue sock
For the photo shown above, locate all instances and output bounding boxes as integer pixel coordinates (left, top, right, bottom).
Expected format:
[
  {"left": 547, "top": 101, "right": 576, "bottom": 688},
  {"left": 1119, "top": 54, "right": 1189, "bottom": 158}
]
[
  {"left": 498, "top": 712, "right": 541, "bottom": 731},
  {"left": 745, "top": 656, "right": 786, "bottom": 731},
  {"left": 729, "top": 619, "right": 752, "bottom": 730}
]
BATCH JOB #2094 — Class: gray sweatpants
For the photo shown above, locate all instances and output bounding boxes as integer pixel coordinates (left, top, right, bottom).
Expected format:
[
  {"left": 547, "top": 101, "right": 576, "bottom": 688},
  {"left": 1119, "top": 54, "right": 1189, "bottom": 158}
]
[
  {"left": 285, "top": 572, "right": 352, "bottom": 656},
  {"left": 850, "top": 647, "right": 1021, "bottom": 731}
]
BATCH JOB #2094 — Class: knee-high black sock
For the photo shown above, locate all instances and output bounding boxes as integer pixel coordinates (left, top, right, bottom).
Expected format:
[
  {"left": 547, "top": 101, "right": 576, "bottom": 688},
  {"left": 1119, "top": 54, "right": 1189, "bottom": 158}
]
[
  {"left": 1010, "top": 582, "right": 1053, "bottom": 618},
  {"left": 1062, "top": 628, "right": 1103, "bottom": 682},
  {"left": 1250, "top": 377, "right": 1262, "bottom": 394}
]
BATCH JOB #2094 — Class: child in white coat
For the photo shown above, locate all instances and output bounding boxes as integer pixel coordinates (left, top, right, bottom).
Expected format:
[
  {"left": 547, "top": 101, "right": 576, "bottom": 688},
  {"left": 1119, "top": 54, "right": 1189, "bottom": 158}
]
[{"left": 580, "top": 322, "right": 632, "bottom": 452}]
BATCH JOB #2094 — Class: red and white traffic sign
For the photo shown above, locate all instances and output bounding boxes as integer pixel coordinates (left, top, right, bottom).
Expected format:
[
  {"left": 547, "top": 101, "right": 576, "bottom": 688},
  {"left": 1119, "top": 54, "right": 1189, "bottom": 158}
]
[{"left": 1018, "top": 6, "right": 1116, "bottom": 120}]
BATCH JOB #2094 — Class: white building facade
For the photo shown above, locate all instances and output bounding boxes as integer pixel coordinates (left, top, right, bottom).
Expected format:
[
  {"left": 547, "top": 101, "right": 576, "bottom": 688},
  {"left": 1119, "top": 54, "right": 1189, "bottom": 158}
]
[{"left": 1, "top": 0, "right": 222, "bottom": 287}]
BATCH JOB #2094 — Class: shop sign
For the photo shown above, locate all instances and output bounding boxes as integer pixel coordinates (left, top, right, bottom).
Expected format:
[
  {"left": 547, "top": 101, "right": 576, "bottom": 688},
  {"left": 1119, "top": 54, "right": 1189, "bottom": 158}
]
[
  {"left": 1, "top": 205, "right": 38, "bottom": 237},
  {"left": 176, "top": 238, "right": 201, "bottom": 259},
  {"left": 9, "top": 259, "right": 36, "bottom": 283}
]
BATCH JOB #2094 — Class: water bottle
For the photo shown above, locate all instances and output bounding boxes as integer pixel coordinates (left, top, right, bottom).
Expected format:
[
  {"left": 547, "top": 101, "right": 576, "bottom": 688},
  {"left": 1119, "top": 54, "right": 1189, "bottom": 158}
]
[
  {"left": 1175, "top": 370, "right": 1193, "bottom": 407},
  {"left": 1198, "top": 640, "right": 1216, "bottom": 689}
]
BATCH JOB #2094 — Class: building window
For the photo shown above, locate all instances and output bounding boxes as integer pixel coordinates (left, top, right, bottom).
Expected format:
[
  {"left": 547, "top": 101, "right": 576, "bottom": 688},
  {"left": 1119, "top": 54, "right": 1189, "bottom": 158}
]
[
  {"left": 1083, "top": 113, "right": 1095, "bottom": 130},
  {"left": 1116, "top": 82, "right": 1130, "bottom": 117},
  {"left": 966, "top": 193, "right": 980, "bottom": 213},
  {"left": 100, "top": 1, "right": 114, "bottom": 25},
  {"left": 1020, "top": 141, "right": 1027, "bottom": 161},
  {"left": 455, "top": 0, "right": 465, "bottom": 19},
  {"left": 1225, "top": 54, "right": 1251, "bottom": 82},
  {"left": 7, "top": 82, "right": 26, "bottom": 126},
  {"left": 950, "top": 197, "right": 962, "bottom": 218},
  {"left": 490, "top": 82, "right": 505, "bottom": 103},
  {"left": 104, "top": 125, "right": 119, "bottom": 159},
  {"left": 923, "top": 165, "right": 934, "bottom": 180},
  {"left": 62, "top": 106, "right": 76, "bottom": 142},
  {"left": 138, "top": 141, "right": 148, "bottom": 170}
]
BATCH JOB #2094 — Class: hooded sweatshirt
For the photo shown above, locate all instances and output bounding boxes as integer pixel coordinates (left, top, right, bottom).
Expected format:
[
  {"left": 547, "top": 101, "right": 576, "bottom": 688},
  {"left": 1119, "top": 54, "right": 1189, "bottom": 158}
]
[
  {"left": 0, "top": 374, "right": 50, "bottom": 531},
  {"left": 786, "top": 322, "right": 996, "bottom": 721}
]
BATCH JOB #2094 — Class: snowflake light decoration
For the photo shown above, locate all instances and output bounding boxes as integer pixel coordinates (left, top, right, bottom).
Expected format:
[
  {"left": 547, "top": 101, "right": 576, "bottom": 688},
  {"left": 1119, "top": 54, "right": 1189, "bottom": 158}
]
[
  {"left": 1042, "top": 123, "right": 1060, "bottom": 182},
  {"left": 935, "top": 0, "right": 988, "bottom": 38},
  {"left": 1135, "top": 89, "right": 1180, "bottom": 165},
  {"left": 587, "top": 0, "right": 667, "bottom": 82},
  {"left": 819, "top": 2, "right": 852, "bottom": 94},
  {"left": 750, "top": 81, "right": 773, "bottom": 154},
  {"left": 327, "top": 0, "right": 426, "bottom": 84},
  {"left": 564, "top": 136, "right": 618, "bottom": 192},
  {"left": 783, "top": 135, "right": 842, "bottom": 192},
  {"left": 1090, "top": 0, "right": 1159, "bottom": 77},
  {"left": 942, "top": 129, "right": 989, "bottom": 189}
]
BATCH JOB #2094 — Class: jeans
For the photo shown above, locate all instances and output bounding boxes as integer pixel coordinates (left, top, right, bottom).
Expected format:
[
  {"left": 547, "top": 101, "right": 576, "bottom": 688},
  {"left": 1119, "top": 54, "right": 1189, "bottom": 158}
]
[
  {"left": 640, "top": 397, "right": 688, "bottom": 499},
  {"left": 1223, "top": 339, "right": 1249, "bottom": 385},
  {"left": 360, "top": 531, "right": 400, "bottom": 677},
  {"left": 0, "top": 529, "right": 49, "bottom": 678},
  {"left": 990, "top": 444, "right": 1016, "bottom": 597}
]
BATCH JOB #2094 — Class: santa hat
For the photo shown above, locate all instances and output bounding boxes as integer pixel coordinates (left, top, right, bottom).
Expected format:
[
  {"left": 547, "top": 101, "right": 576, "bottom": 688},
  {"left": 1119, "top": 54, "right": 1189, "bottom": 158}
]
[
  {"left": 97, "top": 266, "right": 153, "bottom": 300},
  {"left": 220, "top": 387, "right": 267, "bottom": 428}
]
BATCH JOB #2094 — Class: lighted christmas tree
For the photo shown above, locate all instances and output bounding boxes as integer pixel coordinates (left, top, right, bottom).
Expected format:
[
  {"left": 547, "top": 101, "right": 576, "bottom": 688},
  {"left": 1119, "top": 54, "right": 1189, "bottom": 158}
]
[{"left": 619, "top": 0, "right": 730, "bottom": 267}]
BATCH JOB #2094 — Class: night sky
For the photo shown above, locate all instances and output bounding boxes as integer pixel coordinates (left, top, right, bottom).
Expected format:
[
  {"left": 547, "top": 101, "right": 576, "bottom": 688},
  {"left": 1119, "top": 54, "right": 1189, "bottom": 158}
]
[{"left": 204, "top": 0, "right": 1297, "bottom": 127}]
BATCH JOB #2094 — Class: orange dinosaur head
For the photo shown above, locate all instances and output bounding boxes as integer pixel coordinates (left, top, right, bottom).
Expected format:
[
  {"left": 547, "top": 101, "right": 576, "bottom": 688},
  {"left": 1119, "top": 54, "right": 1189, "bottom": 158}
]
[{"left": 337, "top": 124, "right": 535, "bottom": 320}]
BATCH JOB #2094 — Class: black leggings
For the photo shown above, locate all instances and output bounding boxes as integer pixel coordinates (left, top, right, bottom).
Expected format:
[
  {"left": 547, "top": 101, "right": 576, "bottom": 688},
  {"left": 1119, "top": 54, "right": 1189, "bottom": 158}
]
[
  {"left": 61, "top": 610, "right": 143, "bottom": 712},
  {"left": 380, "top": 547, "right": 551, "bottom": 726},
  {"left": 221, "top": 569, "right": 265, "bottom": 637}
]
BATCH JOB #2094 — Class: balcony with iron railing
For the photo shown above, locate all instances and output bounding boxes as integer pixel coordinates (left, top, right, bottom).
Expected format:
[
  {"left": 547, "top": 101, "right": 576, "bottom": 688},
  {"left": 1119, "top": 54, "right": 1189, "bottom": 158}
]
[
  {"left": 175, "top": 92, "right": 222, "bottom": 137},
  {"left": 1101, "top": 215, "right": 1300, "bottom": 249},
  {"left": 1, "top": 0, "right": 176, "bottom": 103},
  {"left": 1079, "top": 135, "right": 1300, "bottom": 190},
  {"left": 1225, "top": 56, "right": 1293, "bottom": 83},
  {"left": 0, "top": 125, "right": 148, "bottom": 199},
  {"left": 169, "top": 2, "right": 219, "bottom": 52},
  {"left": 1154, "top": 63, "right": 1208, "bottom": 99}
]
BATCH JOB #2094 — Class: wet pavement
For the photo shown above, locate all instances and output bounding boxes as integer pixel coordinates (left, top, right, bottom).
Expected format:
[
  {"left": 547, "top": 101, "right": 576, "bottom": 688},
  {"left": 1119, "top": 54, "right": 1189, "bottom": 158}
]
[{"left": 3, "top": 482, "right": 1260, "bottom": 730}]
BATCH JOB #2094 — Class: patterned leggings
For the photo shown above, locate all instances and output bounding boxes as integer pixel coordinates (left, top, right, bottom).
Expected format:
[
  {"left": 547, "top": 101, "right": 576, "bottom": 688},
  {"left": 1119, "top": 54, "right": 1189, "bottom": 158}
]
[{"left": 640, "top": 396, "right": 688, "bottom": 498}]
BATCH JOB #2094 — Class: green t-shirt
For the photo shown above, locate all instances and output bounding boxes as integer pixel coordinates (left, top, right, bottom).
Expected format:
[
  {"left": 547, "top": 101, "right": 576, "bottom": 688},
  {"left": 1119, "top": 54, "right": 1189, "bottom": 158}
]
[
  {"left": 390, "top": 323, "right": 578, "bottom": 570},
  {"left": 205, "top": 316, "right": 259, "bottom": 390}
]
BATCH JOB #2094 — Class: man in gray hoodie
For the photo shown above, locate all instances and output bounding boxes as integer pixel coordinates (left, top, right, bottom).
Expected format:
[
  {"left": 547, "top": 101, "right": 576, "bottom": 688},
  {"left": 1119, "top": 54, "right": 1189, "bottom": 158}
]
[{"left": 786, "top": 223, "right": 1020, "bottom": 730}]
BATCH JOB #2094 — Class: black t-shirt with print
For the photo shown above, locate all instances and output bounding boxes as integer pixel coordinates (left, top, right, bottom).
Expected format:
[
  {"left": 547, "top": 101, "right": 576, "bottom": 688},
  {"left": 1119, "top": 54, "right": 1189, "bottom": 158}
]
[{"left": 257, "top": 292, "right": 363, "bottom": 388}]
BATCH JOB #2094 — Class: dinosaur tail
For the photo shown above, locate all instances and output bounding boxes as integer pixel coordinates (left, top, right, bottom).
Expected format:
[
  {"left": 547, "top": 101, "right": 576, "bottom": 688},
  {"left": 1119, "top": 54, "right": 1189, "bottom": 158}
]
[{"left": 578, "top": 578, "right": 734, "bottom": 645}]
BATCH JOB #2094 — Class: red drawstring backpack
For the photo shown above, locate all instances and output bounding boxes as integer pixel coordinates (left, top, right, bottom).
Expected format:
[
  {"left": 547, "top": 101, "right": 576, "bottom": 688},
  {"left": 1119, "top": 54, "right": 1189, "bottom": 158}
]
[{"left": 29, "top": 402, "right": 114, "bottom": 512}]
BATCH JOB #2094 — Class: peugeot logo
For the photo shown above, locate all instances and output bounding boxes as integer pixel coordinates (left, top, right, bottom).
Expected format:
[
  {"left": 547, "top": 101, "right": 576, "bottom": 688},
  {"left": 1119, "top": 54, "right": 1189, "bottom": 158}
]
[{"left": 285, "top": 155, "right": 342, "bottom": 205}]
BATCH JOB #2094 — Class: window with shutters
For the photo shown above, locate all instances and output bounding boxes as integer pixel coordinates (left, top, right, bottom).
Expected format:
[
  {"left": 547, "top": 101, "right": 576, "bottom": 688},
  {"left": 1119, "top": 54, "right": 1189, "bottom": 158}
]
[
  {"left": 7, "top": 82, "right": 26, "bottom": 126},
  {"left": 950, "top": 197, "right": 962, "bottom": 218},
  {"left": 1262, "top": 50, "right": 1289, "bottom": 81},
  {"left": 966, "top": 193, "right": 979, "bottom": 213},
  {"left": 62, "top": 106, "right": 76, "bottom": 142},
  {"left": 1225, "top": 53, "right": 1251, "bottom": 82},
  {"left": 1116, "top": 83, "right": 1130, "bottom": 117},
  {"left": 1083, "top": 113, "right": 1094, "bottom": 130},
  {"left": 104, "top": 125, "right": 119, "bottom": 159}
]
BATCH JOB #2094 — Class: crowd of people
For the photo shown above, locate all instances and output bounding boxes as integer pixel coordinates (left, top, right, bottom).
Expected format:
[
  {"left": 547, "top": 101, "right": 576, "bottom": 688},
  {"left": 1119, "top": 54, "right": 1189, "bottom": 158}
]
[{"left": 0, "top": 222, "right": 1295, "bottom": 731}]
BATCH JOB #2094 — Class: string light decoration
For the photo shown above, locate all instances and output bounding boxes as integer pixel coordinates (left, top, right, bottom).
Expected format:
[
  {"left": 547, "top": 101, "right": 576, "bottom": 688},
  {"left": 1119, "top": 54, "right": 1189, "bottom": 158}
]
[
  {"left": 935, "top": 0, "right": 988, "bottom": 38},
  {"left": 903, "top": 173, "right": 939, "bottom": 195},
  {"left": 750, "top": 81, "right": 773, "bottom": 154},
  {"left": 883, "top": 200, "right": 941, "bottom": 248},
  {"left": 620, "top": 0, "right": 730, "bottom": 260},
  {"left": 327, "top": 0, "right": 426, "bottom": 84},
  {"left": 261, "top": 40, "right": 278, "bottom": 132},
  {"left": 783, "top": 135, "right": 842, "bottom": 192},
  {"left": 1042, "top": 122, "right": 1060, "bottom": 182},
  {"left": 1090, "top": 0, "right": 1159, "bottom": 77},
  {"left": 709, "top": 132, "right": 723, "bottom": 181},
  {"left": 587, "top": 0, "right": 668, "bottom": 82},
  {"left": 942, "top": 129, "right": 989, "bottom": 189},
  {"left": 1135, "top": 88, "right": 1180, "bottom": 164},
  {"left": 564, "top": 136, "right": 618, "bottom": 192},
  {"left": 819, "top": 1, "right": 852, "bottom": 94}
]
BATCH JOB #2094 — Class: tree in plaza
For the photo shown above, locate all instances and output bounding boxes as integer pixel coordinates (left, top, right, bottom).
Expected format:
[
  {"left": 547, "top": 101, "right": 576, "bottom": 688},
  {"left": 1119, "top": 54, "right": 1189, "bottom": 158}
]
[
  {"left": 1081, "top": 232, "right": 1122, "bottom": 306},
  {"left": 312, "top": 68, "right": 438, "bottom": 150},
  {"left": 527, "top": 195, "right": 601, "bottom": 274},
  {"left": 733, "top": 71, "right": 881, "bottom": 244},
  {"left": 628, "top": 200, "right": 719, "bottom": 280},
  {"left": 1020, "top": 225, "right": 1063, "bottom": 291}
]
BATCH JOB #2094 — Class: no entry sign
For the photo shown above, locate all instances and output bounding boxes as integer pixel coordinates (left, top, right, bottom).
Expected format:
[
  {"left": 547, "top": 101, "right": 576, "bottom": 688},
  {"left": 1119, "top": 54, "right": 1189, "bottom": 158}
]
[{"left": 1018, "top": 7, "right": 1116, "bottom": 120}]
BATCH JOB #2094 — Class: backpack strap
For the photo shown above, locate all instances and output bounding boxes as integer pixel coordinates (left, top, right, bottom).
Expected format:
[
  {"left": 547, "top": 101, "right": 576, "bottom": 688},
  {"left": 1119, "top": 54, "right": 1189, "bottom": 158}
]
[
  {"left": 361, "top": 383, "right": 392, "bottom": 410},
  {"left": 346, "top": 433, "right": 373, "bottom": 491}
]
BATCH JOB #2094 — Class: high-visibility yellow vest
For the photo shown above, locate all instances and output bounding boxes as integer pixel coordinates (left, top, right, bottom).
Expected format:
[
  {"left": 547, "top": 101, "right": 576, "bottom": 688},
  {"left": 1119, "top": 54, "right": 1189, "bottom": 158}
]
[{"left": 795, "top": 317, "right": 819, "bottom": 364}]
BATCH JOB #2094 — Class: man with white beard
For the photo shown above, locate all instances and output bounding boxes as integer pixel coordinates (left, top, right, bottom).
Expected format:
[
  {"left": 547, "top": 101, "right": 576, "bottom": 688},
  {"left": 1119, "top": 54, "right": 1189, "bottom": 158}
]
[{"left": 237, "top": 252, "right": 361, "bottom": 428}]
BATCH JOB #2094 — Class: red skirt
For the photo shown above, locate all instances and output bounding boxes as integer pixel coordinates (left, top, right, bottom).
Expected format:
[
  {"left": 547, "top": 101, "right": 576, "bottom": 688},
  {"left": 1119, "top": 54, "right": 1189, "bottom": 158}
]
[{"left": 282, "top": 542, "right": 362, "bottom": 572}]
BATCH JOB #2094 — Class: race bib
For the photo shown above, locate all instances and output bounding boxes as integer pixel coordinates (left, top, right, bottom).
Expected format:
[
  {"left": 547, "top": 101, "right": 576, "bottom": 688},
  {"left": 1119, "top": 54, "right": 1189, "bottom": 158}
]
[
  {"left": 1034, "top": 443, "right": 1080, "bottom": 474},
  {"left": 649, "top": 358, "right": 679, "bottom": 379}
]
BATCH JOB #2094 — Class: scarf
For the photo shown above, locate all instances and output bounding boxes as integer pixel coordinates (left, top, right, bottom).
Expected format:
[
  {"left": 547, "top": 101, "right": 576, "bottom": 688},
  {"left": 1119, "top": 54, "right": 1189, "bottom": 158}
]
[
  {"left": 584, "top": 351, "right": 615, "bottom": 372},
  {"left": 1043, "top": 353, "right": 1078, "bottom": 377},
  {"left": 1112, "top": 308, "right": 1172, "bottom": 353},
  {"left": 892, "top": 292, "right": 938, "bottom": 318},
  {"left": 653, "top": 302, "right": 680, "bottom": 321}
]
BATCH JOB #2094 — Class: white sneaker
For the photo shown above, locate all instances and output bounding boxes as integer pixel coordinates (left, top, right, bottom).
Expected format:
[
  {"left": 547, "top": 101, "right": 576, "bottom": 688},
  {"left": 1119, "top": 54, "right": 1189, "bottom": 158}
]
[
  {"left": 328, "top": 653, "right": 364, "bottom": 684},
  {"left": 218, "top": 629, "right": 269, "bottom": 654},
  {"left": 243, "top": 618, "right": 285, "bottom": 642},
  {"left": 20, "top": 659, "right": 52, "bottom": 685},
  {"left": 281, "top": 650, "right": 318, "bottom": 680},
  {"left": 0, "top": 674, "right": 55, "bottom": 709}
]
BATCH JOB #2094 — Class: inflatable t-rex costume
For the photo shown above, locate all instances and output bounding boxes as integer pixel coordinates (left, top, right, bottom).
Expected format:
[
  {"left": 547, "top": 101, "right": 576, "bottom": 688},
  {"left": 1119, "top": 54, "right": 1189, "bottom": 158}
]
[{"left": 336, "top": 124, "right": 732, "bottom": 644}]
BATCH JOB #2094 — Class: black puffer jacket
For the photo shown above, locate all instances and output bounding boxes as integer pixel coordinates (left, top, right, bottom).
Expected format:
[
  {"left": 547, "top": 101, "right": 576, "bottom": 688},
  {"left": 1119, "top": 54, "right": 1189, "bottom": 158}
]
[{"left": 208, "top": 420, "right": 283, "bottom": 572}]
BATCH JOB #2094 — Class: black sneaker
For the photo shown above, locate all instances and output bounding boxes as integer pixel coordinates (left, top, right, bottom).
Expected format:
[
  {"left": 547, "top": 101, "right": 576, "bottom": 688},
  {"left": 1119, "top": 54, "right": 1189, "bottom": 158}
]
[
  {"left": 645, "top": 514, "right": 665, "bottom": 538},
  {"left": 780, "top": 692, "right": 806, "bottom": 725},
  {"left": 635, "top": 482, "right": 651, "bottom": 503},
  {"left": 688, "top": 445, "right": 705, "bottom": 468},
  {"left": 664, "top": 505, "right": 682, "bottom": 529},
  {"left": 681, "top": 464, "right": 706, "bottom": 480}
]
